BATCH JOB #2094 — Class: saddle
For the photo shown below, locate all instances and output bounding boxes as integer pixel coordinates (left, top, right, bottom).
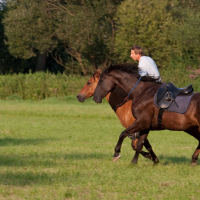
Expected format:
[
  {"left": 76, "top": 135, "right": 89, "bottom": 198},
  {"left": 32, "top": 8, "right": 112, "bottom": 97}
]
[{"left": 156, "top": 82, "right": 193, "bottom": 109}]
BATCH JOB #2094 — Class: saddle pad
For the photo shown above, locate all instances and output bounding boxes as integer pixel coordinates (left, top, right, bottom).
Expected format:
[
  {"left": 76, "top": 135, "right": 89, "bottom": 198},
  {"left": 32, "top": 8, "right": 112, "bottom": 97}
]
[{"left": 154, "top": 93, "right": 194, "bottom": 114}]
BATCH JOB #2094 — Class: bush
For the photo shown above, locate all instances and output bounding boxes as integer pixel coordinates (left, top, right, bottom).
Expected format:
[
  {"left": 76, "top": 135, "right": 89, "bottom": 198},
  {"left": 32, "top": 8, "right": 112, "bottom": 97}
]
[{"left": 0, "top": 72, "right": 88, "bottom": 100}]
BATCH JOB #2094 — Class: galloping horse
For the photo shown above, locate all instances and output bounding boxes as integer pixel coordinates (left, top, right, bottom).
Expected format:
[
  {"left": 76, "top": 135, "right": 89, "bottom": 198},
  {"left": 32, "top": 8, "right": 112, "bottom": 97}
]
[
  {"left": 77, "top": 69, "right": 159, "bottom": 163},
  {"left": 93, "top": 63, "right": 200, "bottom": 166}
]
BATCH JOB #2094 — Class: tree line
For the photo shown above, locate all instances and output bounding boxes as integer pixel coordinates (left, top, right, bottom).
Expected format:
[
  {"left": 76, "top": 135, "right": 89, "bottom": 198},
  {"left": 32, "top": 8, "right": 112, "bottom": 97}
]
[{"left": 0, "top": 0, "right": 200, "bottom": 75}]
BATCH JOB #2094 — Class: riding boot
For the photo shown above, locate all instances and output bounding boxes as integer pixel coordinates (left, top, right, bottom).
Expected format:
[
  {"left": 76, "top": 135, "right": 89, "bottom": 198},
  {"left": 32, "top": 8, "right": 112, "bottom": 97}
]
[{"left": 128, "top": 132, "right": 140, "bottom": 140}]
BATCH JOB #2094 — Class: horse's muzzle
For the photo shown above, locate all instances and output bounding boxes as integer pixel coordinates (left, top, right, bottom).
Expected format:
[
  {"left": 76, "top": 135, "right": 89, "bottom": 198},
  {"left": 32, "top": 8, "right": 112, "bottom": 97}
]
[
  {"left": 76, "top": 94, "right": 85, "bottom": 103},
  {"left": 93, "top": 96, "right": 102, "bottom": 103}
]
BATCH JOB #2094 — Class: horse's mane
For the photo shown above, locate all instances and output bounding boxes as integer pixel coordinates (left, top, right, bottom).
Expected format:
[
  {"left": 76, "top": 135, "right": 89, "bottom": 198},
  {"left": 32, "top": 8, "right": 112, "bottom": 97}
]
[{"left": 104, "top": 63, "right": 161, "bottom": 83}]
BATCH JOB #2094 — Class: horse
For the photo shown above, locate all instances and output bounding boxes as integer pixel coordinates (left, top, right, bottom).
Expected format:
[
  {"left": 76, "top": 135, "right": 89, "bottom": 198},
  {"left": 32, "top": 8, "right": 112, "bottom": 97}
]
[
  {"left": 77, "top": 69, "right": 159, "bottom": 163},
  {"left": 93, "top": 63, "right": 200, "bottom": 166}
]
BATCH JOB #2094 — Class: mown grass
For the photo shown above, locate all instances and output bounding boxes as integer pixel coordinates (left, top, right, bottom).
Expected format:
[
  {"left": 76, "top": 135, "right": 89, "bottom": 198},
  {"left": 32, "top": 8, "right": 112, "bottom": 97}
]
[{"left": 0, "top": 99, "right": 200, "bottom": 200}]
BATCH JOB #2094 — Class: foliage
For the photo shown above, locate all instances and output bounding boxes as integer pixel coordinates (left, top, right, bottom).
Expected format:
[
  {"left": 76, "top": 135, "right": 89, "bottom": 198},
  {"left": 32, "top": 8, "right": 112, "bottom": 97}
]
[
  {"left": 114, "top": 0, "right": 200, "bottom": 69},
  {"left": 0, "top": 2, "right": 36, "bottom": 74},
  {"left": 0, "top": 69, "right": 200, "bottom": 102},
  {"left": 2, "top": 0, "right": 200, "bottom": 74},
  {"left": 0, "top": 72, "right": 88, "bottom": 100},
  {"left": 170, "top": 3, "right": 200, "bottom": 67},
  {"left": 3, "top": 0, "right": 59, "bottom": 59},
  {"left": 47, "top": 0, "right": 123, "bottom": 73},
  {"left": 3, "top": 0, "right": 123, "bottom": 74},
  {"left": 114, "top": 0, "right": 177, "bottom": 67}
]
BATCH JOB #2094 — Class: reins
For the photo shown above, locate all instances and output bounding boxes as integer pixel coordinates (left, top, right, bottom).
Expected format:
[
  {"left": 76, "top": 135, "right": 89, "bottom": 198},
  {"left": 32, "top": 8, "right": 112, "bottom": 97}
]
[
  {"left": 114, "top": 76, "right": 142, "bottom": 111},
  {"left": 114, "top": 96, "right": 130, "bottom": 111},
  {"left": 128, "top": 76, "right": 142, "bottom": 97}
]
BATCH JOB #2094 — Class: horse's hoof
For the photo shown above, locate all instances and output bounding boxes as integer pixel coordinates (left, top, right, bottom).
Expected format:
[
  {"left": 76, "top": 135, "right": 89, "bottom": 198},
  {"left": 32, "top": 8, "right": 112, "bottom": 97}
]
[
  {"left": 145, "top": 154, "right": 152, "bottom": 160},
  {"left": 132, "top": 159, "right": 137, "bottom": 164},
  {"left": 153, "top": 161, "right": 159, "bottom": 166},
  {"left": 191, "top": 162, "right": 197, "bottom": 167},
  {"left": 113, "top": 155, "right": 121, "bottom": 162},
  {"left": 153, "top": 158, "right": 159, "bottom": 165}
]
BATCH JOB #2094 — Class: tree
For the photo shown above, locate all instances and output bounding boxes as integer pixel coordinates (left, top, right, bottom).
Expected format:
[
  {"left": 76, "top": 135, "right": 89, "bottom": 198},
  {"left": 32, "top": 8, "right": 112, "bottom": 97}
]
[
  {"left": 3, "top": 0, "right": 124, "bottom": 74},
  {"left": 3, "top": 0, "right": 59, "bottom": 71},
  {"left": 48, "top": 0, "right": 124, "bottom": 73},
  {"left": 114, "top": 0, "right": 200, "bottom": 68},
  {"left": 114, "top": 0, "right": 176, "bottom": 67},
  {"left": 0, "top": 1, "right": 36, "bottom": 74},
  {"left": 170, "top": 1, "right": 200, "bottom": 66}
]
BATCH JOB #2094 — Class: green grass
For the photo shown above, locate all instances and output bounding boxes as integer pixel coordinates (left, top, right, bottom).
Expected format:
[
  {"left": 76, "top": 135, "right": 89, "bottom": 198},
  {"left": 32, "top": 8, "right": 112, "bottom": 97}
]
[{"left": 0, "top": 99, "right": 200, "bottom": 200}]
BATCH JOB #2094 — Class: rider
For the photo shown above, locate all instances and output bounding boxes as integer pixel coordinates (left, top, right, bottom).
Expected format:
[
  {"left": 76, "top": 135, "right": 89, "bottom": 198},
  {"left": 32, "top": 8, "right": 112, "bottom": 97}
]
[
  {"left": 130, "top": 45, "right": 161, "bottom": 82},
  {"left": 129, "top": 45, "right": 161, "bottom": 140}
]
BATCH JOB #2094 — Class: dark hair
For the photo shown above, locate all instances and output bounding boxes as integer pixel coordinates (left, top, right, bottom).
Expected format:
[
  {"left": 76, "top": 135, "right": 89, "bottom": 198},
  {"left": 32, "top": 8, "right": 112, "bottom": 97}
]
[{"left": 131, "top": 45, "right": 145, "bottom": 56}]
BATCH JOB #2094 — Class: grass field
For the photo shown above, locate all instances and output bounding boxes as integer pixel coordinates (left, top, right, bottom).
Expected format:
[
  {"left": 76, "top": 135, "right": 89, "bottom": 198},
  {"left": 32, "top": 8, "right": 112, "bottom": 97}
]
[{"left": 0, "top": 98, "right": 200, "bottom": 200}]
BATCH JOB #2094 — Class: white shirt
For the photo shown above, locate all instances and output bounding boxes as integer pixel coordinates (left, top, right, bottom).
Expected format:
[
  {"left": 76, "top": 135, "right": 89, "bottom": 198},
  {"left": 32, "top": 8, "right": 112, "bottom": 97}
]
[{"left": 138, "top": 56, "right": 161, "bottom": 82}]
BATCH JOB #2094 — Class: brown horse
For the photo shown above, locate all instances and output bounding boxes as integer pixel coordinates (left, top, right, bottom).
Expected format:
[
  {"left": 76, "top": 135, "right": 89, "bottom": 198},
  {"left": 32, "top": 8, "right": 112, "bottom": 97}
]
[
  {"left": 93, "top": 63, "right": 200, "bottom": 166},
  {"left": 77, "top": 69, "right": 159, "bottom": 163}
]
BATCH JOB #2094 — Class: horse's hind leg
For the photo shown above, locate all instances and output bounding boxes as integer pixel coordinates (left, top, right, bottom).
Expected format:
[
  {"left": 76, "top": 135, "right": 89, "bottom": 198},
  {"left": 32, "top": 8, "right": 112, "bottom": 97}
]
[
  {"left": 131, "top": 139, "right": 152, "bottom": 160},
  {"left": 184, "top": 128, "right": 200, "bottom": 166},
  {"left": 131, "top": 138, "right": 159, "bottom": 163},
  {"left": 132, "top": 130, "right": 149, "bottom": 164},
  {"left": 191, "top": 144, "right": 200, "bottom": 166},
  {"left": 143, "top": 139, "right": 159, "bottom": 164}
]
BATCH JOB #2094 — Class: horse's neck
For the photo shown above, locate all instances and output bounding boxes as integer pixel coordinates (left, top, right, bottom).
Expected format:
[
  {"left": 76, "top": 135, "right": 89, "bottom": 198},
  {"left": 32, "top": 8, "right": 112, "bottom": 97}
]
[
  {"left": 105, "top": 93, "right": 110, "bottom": 101},
  {"left": 110, "top": 71, "right": 141, "bottom": 95}
]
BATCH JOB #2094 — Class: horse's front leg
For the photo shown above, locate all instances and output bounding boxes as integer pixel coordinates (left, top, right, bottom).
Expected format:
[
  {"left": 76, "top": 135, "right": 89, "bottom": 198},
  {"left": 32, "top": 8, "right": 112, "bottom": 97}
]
[
  {"left": 113, "top": 130, "right": 127, "bottom": 160},
  {"left": 113, "top": 120, "right": 147, "bottom": 160}
]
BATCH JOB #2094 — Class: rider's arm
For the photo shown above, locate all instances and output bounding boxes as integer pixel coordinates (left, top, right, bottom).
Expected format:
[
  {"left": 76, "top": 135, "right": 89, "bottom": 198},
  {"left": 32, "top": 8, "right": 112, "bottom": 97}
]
[
  {"left": 138, "top": 68, "right": 148, "bottom": 77},
  {"left": 138, "top": 57, "right": 148, "bottom": 77}
]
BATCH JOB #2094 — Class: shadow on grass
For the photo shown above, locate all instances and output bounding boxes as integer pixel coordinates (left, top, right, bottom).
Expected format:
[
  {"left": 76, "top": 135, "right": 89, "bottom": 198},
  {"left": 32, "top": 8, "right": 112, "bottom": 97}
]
[
  {"left": 158, "top": 155, "right": 191, "bottom": 165},
  {"left": 0, "top": 151, "right": 110, "bottom": 167},
  {"left": 0, "top": 152, "right": 111, "bottom": 186},
  {"left": 0, "top": 170, "right": 62, "bottom": 186},
  {"left": 0, "top": 137, "right": 54, "bottom": 146}
]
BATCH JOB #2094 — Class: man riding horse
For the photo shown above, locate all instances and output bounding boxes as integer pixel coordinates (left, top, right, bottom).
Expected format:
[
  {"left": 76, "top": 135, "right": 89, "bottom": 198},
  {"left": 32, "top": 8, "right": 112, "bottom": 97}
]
[
  {"left": 130, "top": 45, "right": 161, "bottom": 82},
  {"left": 130, "top": 45, "right": 162, "bottom": 139}
]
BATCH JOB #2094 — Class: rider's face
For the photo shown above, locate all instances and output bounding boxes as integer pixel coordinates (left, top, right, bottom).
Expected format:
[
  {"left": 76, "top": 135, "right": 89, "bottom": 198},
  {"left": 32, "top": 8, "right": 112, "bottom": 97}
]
[{"left": 130, "top": 50, "right": 138, "bottom": 61}]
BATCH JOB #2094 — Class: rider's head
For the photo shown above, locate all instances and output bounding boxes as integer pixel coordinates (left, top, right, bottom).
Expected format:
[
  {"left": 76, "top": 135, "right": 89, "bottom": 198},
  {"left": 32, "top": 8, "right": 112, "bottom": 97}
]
[{"left": 130, "top": 45, "right": 144, "bottom": 61}]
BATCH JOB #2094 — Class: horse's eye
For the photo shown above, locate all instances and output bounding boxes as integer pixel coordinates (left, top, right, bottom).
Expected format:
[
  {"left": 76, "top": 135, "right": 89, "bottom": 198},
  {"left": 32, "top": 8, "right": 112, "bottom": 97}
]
[{"left": 87, "top": 82, "right": 91, "bottom": 85}]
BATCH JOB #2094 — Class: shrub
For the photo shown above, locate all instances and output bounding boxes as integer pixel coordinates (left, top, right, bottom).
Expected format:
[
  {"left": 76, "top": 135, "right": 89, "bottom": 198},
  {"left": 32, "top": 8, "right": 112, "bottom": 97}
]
[{"left": 0, "top": 72, "right": 88, "bottom": 100}]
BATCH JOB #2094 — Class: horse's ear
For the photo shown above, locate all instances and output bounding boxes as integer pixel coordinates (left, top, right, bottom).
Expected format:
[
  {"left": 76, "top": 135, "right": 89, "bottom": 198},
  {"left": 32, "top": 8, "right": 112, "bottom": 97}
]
[{"left": 96, "top": 69, "right": 101, "bottom": 76}]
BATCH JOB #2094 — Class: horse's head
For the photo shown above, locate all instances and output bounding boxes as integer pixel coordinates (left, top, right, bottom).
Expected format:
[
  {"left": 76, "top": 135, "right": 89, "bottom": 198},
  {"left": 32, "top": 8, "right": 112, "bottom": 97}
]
[
  {"left": 77, "top": 69, "right": 101, "bottom": 102},
  {"left": 93, "top": 70, "right": 116, "bottom": 103}
]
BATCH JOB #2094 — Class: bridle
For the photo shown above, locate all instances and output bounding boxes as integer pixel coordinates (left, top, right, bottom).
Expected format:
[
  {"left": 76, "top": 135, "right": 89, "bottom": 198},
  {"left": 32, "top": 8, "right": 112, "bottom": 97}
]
[
  {"left": 127, "top": 76, "right": 142, "bottom": 97},
  {"left": 114, "top": 76, "right": 142, "bottom": 111}
]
